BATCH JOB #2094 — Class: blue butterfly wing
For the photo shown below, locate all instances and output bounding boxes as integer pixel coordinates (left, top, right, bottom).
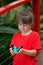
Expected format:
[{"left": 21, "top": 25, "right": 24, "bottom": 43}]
[{"left": 13, "top": 46, "right": 17, "bottom": 52}]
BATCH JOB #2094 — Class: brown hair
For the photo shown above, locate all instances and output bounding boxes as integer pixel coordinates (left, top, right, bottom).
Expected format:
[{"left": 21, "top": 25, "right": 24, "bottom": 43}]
[{"left": 16, "top": 7, "right": 34, "bottom": 25}]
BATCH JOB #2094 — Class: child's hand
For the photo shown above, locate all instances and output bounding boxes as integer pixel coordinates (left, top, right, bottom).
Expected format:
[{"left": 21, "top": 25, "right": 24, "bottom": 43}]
[
  {"left": 9, "top": 47, "right": 18, "bottom": 56},
  {"left": 17, "top": 48, "right": 23, "bottom": 53},
  {"left": 9, "top": 47, "right": 24, "bottom": 56}
]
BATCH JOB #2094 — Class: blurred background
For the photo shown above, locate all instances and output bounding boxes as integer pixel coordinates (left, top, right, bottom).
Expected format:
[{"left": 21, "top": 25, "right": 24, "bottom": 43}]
[{"left": 0, "top": 0, "right": 43, "bottom": 65}]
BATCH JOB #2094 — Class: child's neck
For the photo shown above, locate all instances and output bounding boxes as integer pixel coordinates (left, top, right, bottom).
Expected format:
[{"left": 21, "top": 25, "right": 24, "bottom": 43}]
[{"left": 22, "top": 30, "right": 32, "bottom": 36}]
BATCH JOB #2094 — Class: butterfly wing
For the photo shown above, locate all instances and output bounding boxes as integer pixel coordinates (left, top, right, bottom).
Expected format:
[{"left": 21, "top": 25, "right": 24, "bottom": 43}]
[
  {"left": 12, "top": 46, "right": 17, "bottom": 52},
  {"left": 17, "top": 46, "right": 23, "bottom": 52}
]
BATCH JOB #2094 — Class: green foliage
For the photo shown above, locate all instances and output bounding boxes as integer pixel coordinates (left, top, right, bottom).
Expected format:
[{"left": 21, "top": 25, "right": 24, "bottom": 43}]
[
  {"left": 40, "top": 15, "right": 43, "bottom": 23},
  {"left": 0, "top": 33, "right": 13, "bottom": 65},
  {"left": 40, "top": 15, "right": 43, "bottom": 46},
  {"left": 0, "top": 0, "right": 16, "bottom": 7},
  {"left": 41, "top": 0, "right": 43, "bottom": 15},
  {"left": 40, "top": 15, "right": 43, "bottom": 30}
]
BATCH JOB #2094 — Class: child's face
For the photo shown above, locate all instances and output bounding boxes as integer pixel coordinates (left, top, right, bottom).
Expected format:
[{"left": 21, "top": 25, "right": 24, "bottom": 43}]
[{"left": 18, "top": 20, "right": 31, "bottom": 33}]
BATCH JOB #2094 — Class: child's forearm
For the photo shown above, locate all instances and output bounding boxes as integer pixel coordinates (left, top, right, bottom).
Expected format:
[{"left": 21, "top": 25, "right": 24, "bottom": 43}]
[{"left": 22, "top": 49, "right": 37, "bottom": 56}]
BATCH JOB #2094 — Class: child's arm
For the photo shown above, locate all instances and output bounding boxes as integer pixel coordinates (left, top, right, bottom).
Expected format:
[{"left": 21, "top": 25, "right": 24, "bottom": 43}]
[{"left": 20, "top": 48, "right": 37, "bottom": 56}]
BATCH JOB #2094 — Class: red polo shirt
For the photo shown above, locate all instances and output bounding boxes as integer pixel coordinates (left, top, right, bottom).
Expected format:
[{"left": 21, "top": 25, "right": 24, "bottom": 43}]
[{"left": 10, "top": 31, "right": 42, "bottom": 65}]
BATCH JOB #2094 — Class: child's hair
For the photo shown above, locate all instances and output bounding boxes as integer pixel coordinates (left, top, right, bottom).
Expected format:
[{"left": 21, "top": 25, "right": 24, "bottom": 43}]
[{"left": 16, "top": 7, "right": 34, "bottom": 26}]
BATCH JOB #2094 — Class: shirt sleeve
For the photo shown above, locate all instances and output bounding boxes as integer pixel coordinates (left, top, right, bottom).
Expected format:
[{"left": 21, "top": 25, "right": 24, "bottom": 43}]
[
  {"left": 10, "top": 33, "right": 16, "bottom": 47},
  {"left": 32, "top": 33, "right": 42, "bottom": 50},
  {"left": 32, "top": 33, "right": 42, "bottom": 55}
]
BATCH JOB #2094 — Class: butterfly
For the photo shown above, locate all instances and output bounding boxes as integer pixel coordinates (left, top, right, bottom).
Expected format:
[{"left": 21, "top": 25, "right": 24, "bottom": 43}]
[{"left": 12, "top": 45, "right": 23, "bottom": 52}]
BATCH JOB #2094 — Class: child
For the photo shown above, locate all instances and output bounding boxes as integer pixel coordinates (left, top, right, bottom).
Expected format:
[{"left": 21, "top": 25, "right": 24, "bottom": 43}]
[{"left": 9, "top": 7, "right": 42, "bottom": 65}]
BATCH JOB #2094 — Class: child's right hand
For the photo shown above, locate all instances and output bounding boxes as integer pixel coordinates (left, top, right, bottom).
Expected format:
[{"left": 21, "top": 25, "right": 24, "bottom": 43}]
[{"left": 9, "top": 47, "right": 18, "bottom": 56}]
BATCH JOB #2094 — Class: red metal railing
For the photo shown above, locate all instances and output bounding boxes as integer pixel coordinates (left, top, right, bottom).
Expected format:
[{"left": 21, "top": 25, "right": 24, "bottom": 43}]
[{"left": 0, "top": 0, "right": 31, "bottom": 15}]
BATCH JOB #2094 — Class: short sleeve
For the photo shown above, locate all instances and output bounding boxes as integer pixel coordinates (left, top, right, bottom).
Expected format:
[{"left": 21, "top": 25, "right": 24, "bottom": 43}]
[
  {"left": 31, "top": 33, "right": 42, "bottom": 55},
  {"left": 32, "top": 33, "right": 42, "bottom": 50},
  {"left": 10, "top": 33, "right": 16, "bottom": 47}
]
